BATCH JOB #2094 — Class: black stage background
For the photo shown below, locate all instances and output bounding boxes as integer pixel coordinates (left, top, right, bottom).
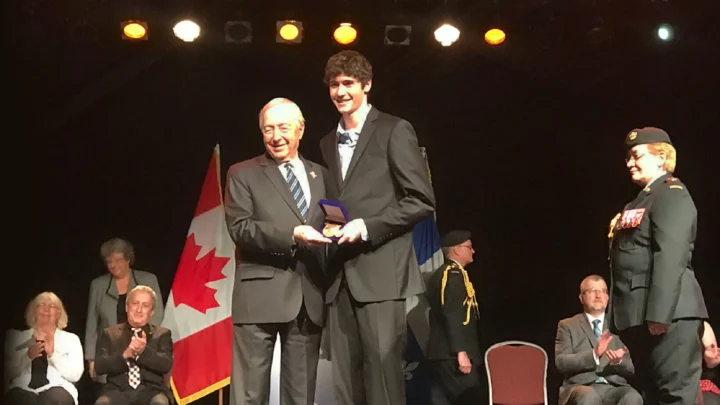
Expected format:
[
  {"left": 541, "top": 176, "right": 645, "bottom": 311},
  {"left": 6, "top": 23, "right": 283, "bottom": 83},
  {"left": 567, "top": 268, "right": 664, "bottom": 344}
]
[{"left": 9, "top": 0, "right": 720, "bottom": 403}]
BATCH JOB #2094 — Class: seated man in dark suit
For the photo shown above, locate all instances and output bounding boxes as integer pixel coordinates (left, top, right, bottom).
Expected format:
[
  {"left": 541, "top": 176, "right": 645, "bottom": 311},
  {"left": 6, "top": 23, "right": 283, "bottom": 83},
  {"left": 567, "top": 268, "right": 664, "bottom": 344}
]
[
  {"left": 555, "top": 275, "right": 642, "bottom": 405},
  {"left": 94, "top": 285, "right": 173, "bottom": 405}
]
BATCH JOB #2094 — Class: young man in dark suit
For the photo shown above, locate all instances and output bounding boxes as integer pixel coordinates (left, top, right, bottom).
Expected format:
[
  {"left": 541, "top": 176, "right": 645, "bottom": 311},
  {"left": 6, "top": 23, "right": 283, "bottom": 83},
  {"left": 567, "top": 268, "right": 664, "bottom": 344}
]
[
  {"left": 94, "top": 285, "right": 173, "bottom": 405},
  {"left": 319, "top": 50, "right": 436, "bottom": 405},
  {"left": 225, "top": 98, "right": 331, "bottom": 405}
]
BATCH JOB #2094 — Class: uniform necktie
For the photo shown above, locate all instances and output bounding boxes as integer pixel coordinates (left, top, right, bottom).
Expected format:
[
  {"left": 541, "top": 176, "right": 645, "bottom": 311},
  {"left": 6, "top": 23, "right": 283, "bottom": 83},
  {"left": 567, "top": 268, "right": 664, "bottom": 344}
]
[
  {"left": 592, "top": 319, "right": 608, "bottom": 384},
  {"left": 284, "top": 163, "right": 308, "bottom": 218},
  {"left": 127, "top": 328, "right": 142, "bottom": 389}
]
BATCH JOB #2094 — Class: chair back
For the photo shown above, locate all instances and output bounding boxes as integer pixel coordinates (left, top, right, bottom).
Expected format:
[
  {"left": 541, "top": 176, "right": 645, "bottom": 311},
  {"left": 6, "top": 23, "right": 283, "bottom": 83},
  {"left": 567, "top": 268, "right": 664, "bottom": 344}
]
[{"left": 484, "top": 340, "right": 548, "bottom": 405}]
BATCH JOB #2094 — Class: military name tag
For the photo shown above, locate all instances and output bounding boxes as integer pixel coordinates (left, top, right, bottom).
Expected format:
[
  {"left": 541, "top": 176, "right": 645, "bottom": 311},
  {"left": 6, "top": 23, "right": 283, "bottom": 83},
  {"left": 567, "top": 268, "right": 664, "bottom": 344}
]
[{"left": 617, "top": 208, "right": 646, "bottom": 230}]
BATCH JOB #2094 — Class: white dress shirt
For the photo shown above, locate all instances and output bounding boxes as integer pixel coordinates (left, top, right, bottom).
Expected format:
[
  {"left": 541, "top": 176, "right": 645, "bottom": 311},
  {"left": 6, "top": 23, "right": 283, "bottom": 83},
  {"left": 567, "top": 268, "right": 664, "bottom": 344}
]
[
  {"left": 4, "top": 328, "right": 84, "bottom": 404},
  {"left": 336, "top": 103, "right": 371, "bottom": 180},
  {"left": 335, "top": 104, "right": 372, "bottom": 240},
  {"left": 278, "top": 155, "right": 311, "bottom": 205}
]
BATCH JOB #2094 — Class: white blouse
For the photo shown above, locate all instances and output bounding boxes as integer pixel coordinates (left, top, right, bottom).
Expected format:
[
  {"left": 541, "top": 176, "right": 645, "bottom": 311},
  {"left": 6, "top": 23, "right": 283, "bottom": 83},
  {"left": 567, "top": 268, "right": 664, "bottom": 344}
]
[{"left": 4, "top": 328, "right": 84, "bottom": 405}]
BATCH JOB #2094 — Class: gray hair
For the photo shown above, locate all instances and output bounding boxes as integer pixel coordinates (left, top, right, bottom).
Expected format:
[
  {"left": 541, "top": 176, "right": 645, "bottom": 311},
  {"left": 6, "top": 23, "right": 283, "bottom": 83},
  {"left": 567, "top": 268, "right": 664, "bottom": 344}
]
[
  {"left": 127, "top": 285, "right": 157, "bottom": 310},
  {"left": 100, "top": 238, "right": 135, "bottom": 265},
  {"left": 25, "top": 292, "right": 69, "bottom": 330},
  {"left": 258, "top": 97, "right": 305, "bottom": 130}
]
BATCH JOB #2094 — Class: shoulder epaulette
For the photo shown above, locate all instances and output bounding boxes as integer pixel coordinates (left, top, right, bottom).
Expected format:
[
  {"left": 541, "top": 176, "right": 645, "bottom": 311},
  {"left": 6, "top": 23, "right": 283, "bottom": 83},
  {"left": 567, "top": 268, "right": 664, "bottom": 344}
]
[
  {"left": 440, "top": 262, "right": 479, "bottom": 325},
  {"left": 665, "top": 176, "right": 680, "bottom": 182}
]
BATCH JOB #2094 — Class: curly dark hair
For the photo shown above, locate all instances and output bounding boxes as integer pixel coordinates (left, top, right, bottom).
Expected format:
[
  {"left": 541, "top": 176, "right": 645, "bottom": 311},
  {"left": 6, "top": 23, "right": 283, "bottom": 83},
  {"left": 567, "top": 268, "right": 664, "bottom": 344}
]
[{"left": 323, "top": 50, "right": 373, "bottom": 86}]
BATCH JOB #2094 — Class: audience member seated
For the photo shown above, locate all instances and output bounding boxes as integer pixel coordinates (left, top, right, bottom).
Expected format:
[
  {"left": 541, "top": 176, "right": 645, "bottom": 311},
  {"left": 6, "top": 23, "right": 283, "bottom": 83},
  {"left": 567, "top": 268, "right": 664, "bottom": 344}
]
[
  {"left": 700, "top": 321, "right": 720, "bottom": 405},
  {"left": 86, "top": 238, "right": 164, "bottom": 382},
  {"left": 4, "top": 292, "right": 84, "bottom": 405},
  {"left": 555, "top": 275, "right": 642, "bottom": 405},
  {"left": 94, "top": 285, "right": 172, "bottom": 405}
]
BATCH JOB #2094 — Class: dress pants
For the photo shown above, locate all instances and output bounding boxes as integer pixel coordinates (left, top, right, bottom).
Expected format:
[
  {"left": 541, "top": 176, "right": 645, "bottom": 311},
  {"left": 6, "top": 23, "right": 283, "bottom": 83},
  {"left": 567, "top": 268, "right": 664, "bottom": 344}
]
[
  {"left": 328, "top": 283, "right": 407, "bottom": 405},
  {"left": 230, "top": 306, "right": 322, "bottom": 405},
  {"left": 429, "top": 360, "right": 485, "bottom": 405},
  {"left": 618, "top": 319, "right": 703, "bottom": 405}
]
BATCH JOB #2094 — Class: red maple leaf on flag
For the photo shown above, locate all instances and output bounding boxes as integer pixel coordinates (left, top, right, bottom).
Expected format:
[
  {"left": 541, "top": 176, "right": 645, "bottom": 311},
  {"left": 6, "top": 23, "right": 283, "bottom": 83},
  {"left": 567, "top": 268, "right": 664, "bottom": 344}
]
[{"left": 171, "top": 233, "right": 230, "bottom": 314}]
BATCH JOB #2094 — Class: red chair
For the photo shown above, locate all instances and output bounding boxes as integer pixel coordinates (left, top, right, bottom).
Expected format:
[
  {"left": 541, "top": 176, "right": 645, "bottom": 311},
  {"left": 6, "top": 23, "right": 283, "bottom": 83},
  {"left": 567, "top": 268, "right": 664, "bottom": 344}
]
[{"left": 484, "top": 340, "right": 548, "bottom": 405}]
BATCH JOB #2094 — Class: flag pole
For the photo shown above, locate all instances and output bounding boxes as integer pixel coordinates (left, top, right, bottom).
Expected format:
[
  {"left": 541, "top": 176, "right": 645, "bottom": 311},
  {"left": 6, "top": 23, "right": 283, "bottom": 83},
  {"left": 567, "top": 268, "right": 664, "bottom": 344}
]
[{"left": 218, "top": 386, "right": 223, "bottom": 405}]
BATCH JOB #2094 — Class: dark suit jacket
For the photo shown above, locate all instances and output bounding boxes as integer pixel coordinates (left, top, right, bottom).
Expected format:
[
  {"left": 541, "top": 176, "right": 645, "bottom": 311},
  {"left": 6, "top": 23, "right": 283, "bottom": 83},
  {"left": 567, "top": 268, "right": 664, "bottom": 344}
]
[
  {"left": 320, "top": 107, "right": 436, "bottom": 303},
  {"left": 609, "top": 173, "right": 708, "bottom": 331},
  {"left": 426, "top": 260, "right": 481, "bottom": 362},
  {"left": 555, "top": 313, "right": 635, "bottom": 405},
  {"left": 94, "top": 323, "right": 173, "bottom": 397},
  {"left": 225, "top": 154, "right": 327, "bottom": 326},
  {"left": 85, "top": 270, "right": 165, "bottom": 362}
]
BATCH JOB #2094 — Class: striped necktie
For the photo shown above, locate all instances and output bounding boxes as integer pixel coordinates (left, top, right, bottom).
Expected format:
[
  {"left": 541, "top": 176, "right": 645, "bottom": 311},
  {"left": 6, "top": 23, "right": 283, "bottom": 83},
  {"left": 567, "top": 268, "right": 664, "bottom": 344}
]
[
  {"left": 284, "top": 163, "right": 308, "bottom": 218},
  {"left": 593, "top": 319, "right": 608, "bottom": 384},
  {"left": 127, "top": 328, "right": 142, "bottom": 389}
]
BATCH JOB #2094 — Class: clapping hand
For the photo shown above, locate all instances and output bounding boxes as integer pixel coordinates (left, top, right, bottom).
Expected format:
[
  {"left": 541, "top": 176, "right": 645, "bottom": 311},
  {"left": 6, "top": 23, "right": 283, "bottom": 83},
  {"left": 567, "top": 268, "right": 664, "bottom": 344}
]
[{"left": 605, "top": 346, "right": 627, "bottom": 365}]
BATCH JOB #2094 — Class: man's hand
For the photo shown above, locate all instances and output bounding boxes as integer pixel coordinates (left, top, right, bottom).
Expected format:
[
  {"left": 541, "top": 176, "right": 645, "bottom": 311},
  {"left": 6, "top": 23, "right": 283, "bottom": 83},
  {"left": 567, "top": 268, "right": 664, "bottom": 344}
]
[
  {"left": 605, "top": 347, "right": 627, "bottom": 365},
  {"left": 648, "top": 321, "right": 669, "bottom": 336},
  {"left": 129, "top": 331, "right": 147, "bottom": 355},
  {"left": 594, "top": 331, "right": 613, "bottom": 358},
  {"left": 89, "top": 361, "right": 96, "bottom": 378},
  {"left": 337, "top": 219, "right": 365, "bottom": 244},
  {"left": 457, "top": 351, "right": 472, "bottom": 374},
  {"left": 293, "top": 225, "right": 332, "bottom": 246}
]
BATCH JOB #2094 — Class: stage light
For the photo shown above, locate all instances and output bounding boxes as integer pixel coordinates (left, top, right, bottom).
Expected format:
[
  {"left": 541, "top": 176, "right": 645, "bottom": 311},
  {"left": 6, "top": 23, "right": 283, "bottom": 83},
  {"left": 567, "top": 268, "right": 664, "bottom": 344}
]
[
  {"left": 384, "top": 25, "right": 411, "bottom": 45},
  {"left": 225, "top": 21, "right": 252, "bottom": 43},
  {"left": 657, "top": 23, "right": 674, "bottom": 41},
  {"left": 122, "top": 21, "right": 148, "bottom": 40},
  {"left": 173, "top": 20, "right": 200, "bottom": 42},
  {"left": 484, "top": 28, "right": 505, "bottom": 45},
  {"left": 333, "top": 23, "right": 357, "bottom": 45},
  {"left": 434, "top": 24, "right": 459, "bottom": 47},
  {"left": 277, "top": 20, "right": 303, "bottom": 43}
]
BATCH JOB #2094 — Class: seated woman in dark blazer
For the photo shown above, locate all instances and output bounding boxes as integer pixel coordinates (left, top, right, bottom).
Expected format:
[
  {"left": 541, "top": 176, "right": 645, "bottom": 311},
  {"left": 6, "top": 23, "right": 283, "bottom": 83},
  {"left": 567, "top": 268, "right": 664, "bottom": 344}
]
[
  {"left": 5, "top": 292, "right": 84, "bottom": 405},
  {"left": 85, "top": 238, "right": 164, "bottom": 380}
]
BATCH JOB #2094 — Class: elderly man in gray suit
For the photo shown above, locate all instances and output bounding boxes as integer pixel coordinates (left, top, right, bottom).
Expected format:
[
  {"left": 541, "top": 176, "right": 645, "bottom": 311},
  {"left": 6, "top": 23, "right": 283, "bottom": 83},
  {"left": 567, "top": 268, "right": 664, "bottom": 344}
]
[
  {"left": 555, "top": 275, "right": 642, "bottom": 405},
  {"left": 224, "top": 98, "right": 331, "bottom": 405}
]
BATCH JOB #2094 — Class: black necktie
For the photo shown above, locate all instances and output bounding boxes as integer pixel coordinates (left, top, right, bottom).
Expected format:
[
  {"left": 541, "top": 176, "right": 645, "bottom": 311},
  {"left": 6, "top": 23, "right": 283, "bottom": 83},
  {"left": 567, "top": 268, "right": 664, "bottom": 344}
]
[
  {"left": 28, "top": 341, "right": 49, "bottom": 389},
  {"left": 338, "top": 132, "right": 352, "bottom": 145}
]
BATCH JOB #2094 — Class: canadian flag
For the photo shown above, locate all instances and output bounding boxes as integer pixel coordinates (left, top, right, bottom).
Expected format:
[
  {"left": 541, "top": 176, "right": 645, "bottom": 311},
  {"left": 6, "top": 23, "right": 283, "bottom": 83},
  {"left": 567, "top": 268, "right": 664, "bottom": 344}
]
[{"left": 162, "top": 145, "right": 235, "bottom": 405}]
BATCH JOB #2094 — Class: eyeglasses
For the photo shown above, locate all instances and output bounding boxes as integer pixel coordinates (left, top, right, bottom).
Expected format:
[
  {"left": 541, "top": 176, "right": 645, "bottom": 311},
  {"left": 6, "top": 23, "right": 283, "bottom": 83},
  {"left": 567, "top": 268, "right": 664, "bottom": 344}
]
[
  {"left": 583, "top": 288, "right": 608, "bottom": 295},
  {"left": 625, "top": 153, "right": 647, "bottom": 164},
  {"left": 38, "top": 303, "right": 60, "bottom": 310},
  {"left": 457, "top": 244, "right": 473, "bottom": 250}
]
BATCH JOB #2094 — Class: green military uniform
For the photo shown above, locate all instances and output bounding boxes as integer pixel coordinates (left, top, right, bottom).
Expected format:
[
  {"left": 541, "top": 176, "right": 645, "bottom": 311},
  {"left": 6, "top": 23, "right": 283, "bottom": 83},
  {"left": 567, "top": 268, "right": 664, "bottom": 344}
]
[
  {"left": 426, "top": 230, "right": 483, "bottom": 405},
  {"left": 608, "top": 127, "right": 708, "bottom": 405}
]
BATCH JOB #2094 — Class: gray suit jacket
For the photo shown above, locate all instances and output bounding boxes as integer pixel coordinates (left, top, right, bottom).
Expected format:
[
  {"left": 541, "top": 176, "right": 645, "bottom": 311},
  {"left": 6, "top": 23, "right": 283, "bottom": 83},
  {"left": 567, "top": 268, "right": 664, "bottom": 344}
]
[
  {"left": 555, "top": 313, "right": 635, "bottom": 405},
  {"left": 319, "top": 107, "right": 436, "bottom": 303},
  {"left": 85, "top": 270, "right": 164, "bottom": 362},
  {"left": 225, "top": 154, "right": 327, "bottom": 326}
]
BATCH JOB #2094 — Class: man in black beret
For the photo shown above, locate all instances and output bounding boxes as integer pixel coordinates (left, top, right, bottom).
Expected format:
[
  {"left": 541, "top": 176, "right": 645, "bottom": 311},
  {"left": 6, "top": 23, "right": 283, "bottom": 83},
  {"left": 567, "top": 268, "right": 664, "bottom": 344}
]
[
  {"left": 426, "top": 230, "right": 483, "bottom": 405},
  {"left": 608, "top": 127, "right": 708, "bottom": 405}
]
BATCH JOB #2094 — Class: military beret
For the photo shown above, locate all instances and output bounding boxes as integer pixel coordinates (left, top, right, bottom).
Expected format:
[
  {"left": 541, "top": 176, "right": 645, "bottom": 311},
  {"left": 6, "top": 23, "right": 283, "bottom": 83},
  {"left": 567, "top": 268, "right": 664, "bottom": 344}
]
[
  {"left": 440, "top": 230, "right": 472, "bottom": 248},
  {"left": 625, "top": 127, "right": 672, "bottom": 150}
]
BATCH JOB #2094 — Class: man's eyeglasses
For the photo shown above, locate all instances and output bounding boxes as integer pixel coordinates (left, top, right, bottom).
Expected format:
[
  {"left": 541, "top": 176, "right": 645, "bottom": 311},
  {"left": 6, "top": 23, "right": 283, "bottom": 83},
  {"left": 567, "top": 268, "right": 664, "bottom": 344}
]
[{"left": 583, "top": 288, "right": 608, "bottom": 295}]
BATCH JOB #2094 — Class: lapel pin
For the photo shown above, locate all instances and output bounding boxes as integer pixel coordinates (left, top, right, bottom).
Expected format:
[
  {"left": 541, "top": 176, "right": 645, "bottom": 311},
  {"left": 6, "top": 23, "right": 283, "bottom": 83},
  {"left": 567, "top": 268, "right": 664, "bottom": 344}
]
[{"left": 310, "top": 171, "right": 317, "bottom": 179}]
